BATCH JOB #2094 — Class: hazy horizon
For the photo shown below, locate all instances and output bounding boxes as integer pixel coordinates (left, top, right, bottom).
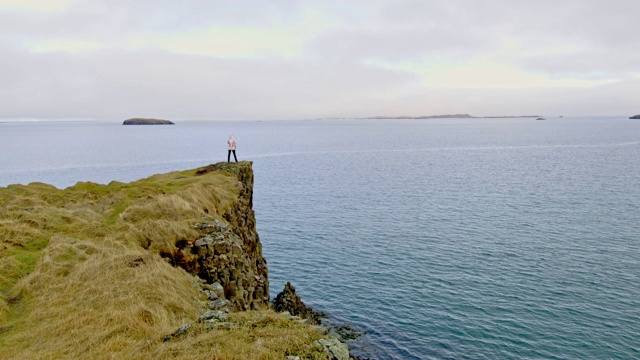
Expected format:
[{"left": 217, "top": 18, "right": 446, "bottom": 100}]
[
  {"left": 1, "top": 0, "right": 639, "bottom": 120},
  {"left": 0, "top": 114, "right": 636, "bottom": 123}
]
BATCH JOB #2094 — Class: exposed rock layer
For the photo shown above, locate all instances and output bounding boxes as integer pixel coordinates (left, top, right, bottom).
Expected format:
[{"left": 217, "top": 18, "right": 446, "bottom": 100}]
[{"left": 160, "top": 162, "right": 269, "bottom": 311}]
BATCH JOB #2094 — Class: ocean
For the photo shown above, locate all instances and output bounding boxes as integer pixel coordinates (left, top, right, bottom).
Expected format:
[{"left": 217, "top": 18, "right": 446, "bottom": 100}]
[{"left": 1, "top": 117, "right": 639, "bottom": 359}]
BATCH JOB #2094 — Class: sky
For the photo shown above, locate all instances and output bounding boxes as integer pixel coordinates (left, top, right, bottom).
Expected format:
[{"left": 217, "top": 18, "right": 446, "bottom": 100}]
[{"left": 1, "top": 0, "right": 639, "bottom": 120}]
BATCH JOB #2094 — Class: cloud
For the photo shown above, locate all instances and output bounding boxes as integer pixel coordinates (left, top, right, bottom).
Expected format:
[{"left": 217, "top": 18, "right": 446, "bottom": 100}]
[
  {"left": 0, "top": 0, "right": 639, "bottom": 119},
  {"left": 369, "top": 58, "right": 619, "bottom": 89},
  {"left": 372, "top": 80, "right": 640, "bottom": 117},
  {"left": 123, "top": 27, "right": 304, "bottom": 59},
  {"left": 308, "top": 27, "right": 484, "bottom": 62},
  {"left": 521, "top": 53, "right": 640, "bottom": 80},
  {"left": 0, "top": 45, "right": 418, "bottom": 119},
  {"left": 0, "top": 0, "right": 76, "bottom": 13}
]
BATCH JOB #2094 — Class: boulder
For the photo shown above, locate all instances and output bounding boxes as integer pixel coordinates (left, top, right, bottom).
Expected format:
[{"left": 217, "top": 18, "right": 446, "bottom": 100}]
[
  {"left": 199, "top": 310, "right": 228, "bottom": 322},
  {"left": 316, "top": 338, "right": 350, "bottom": 360},
  {"left": 163, "top": 324, "right": 191, "bottom": 342},
  {"left": 208, "top": 298, "right": 231, "bottom": 312},
  {"left": 272, "top": 282, "right": 322, "bottom": 325},
  {"left": 211, "top": 282, "right": 225, "bottom": 298}
]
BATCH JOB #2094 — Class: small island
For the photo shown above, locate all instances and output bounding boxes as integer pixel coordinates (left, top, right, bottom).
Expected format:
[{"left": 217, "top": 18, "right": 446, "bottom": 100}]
[
  {"left": 123, "top": 118, "right": 175, "bottom": 125},
  {"left": 630, "top": 115, "right": 640, "bottom": 119}
]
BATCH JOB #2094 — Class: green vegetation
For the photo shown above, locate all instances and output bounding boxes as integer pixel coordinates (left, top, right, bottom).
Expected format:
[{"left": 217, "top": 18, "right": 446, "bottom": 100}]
[{"left": 0, "top": 164, "right": 328, "bottom": 359}]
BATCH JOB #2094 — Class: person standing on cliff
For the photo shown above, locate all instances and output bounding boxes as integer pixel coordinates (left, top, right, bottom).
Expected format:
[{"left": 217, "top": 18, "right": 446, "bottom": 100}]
[{"left": 227, "top": 135, "right": 238, "bottom": 162}]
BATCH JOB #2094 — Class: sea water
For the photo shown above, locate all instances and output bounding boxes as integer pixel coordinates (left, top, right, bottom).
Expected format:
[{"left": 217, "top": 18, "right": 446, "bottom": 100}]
[{"left": 1, "top": 117, "right": 639, "bottom": 359}]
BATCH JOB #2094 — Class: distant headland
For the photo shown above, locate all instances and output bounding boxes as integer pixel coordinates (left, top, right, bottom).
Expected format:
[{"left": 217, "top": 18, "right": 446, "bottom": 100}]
[
  {"left": 360, "top": 114, "right": 541, "bottom": 119},
  {"left": 122, "top": 118, "right": 175, "bottom": 125},
  {"left": 630, "top": 114, "right": 640, "bottom": 119}
]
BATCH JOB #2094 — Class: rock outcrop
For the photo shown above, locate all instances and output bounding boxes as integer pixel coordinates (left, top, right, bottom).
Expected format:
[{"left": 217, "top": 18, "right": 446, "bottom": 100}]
[
  {"left": 191, "top": 219, "right": 269, "bottom": 311},
  {"left": 123, "top": 118, "right": 175, "bottom": 125},
  {"left": 160, "top": 162, "right": 269, "bottom": 311},
  {"left": 317, "top": 338, "right": 350, "bottom": 360},
  {"left": 630, "top": 115, "right": 640, "bottom": 119},
  {"left": 273, "top": 282, "right": 323, "bottom": 325}
]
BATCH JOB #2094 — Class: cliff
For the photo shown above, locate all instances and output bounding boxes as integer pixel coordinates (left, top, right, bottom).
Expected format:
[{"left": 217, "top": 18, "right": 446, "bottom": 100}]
[
  {"left": 123, "top": 118, "right": 175, "bottom": 125},
  {"left": 0, "top": 162, "right": 332, "bottom": 359},
  {"left": 160, "top": 162, "right": 269, "bottom": 311}
]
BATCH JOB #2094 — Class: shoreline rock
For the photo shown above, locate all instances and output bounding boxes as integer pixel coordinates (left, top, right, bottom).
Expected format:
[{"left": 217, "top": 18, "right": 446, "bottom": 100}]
[
  {"left": 272, "top": 282, "right": 324, "bottom": 325},
  {"left": 630, "top": 114, "right": 640, "bottom": 119},
  {"left": 273, "top": 282, "right": 374, "bottom": 359}
]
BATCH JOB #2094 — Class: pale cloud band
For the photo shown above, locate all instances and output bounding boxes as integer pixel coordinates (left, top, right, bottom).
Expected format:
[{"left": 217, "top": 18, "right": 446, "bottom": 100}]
[
  {"left": 0, "top": 0, "right": 75, "bottom": 12},
  {"left": 1, "top": 0, "right": 638, "bottom": 119}
]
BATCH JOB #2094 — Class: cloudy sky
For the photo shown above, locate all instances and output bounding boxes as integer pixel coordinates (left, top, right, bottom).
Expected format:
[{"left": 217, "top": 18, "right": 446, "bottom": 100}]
[{"left": 1, "top": 0, "right": 638, "bottom": 120}]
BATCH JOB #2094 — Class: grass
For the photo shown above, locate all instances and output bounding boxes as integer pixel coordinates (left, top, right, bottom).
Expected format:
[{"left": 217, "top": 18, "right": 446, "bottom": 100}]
[
  {"left": 0, "top": 162, "right": 329, "bottom": 359},
  {"left": 155, "top": 311, "right": 328, "bottom": 360}
]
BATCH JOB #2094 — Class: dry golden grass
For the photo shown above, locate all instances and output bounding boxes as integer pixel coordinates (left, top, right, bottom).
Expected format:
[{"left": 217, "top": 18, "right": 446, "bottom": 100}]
[
  {"left": 0, "top": 164, "right": 328, "bottom": 359},
  {"left": 154, "top": 311, "right": 328, "bottom": 360}
]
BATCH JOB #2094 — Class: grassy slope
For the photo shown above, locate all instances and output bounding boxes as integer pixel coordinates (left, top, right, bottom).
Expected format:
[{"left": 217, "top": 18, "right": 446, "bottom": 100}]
[{"left": 0, "top": 164, "right": 327, "bottom": 359}]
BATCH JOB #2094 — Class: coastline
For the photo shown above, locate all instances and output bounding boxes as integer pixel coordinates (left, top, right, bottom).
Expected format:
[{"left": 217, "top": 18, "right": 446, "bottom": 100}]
[
  {"left": 0, "top": 162, "right": 356, "bottom": 359},
  {"left": 359, "top": 114, "right": 541, "bottom": 119}
]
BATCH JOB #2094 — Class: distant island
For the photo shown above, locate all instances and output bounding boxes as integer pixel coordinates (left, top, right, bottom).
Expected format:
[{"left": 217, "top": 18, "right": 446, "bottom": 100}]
[
  {"left": 122, "top": 118, "right": 175, "bottom": 125},
  {"left": 360, "top": 114, "right": 540, "bottom": 119},
  {"left": 630, "top": 115, "right": 640, "bottom": 119}
]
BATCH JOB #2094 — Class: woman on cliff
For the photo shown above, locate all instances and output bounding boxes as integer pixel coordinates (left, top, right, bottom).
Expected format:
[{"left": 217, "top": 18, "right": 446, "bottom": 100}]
[{"left": 227, "top": 135, "right": 238, "bottom": 162}]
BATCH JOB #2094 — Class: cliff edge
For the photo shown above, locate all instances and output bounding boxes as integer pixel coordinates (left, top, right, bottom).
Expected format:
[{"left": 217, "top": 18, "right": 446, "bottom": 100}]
[
  {"left": 0, "top": 162, "right": 332, "bottom": 359},
  {"left": 160, "top": 162, "right": 269, "bottom": 311}
]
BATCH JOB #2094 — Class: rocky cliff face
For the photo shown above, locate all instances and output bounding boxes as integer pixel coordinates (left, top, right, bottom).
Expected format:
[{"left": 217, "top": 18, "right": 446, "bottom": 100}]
[
  {"left": 273, "top": 282, "right": 322, "bottom": 324},
  {"left": 161, "top": 162, "right": 269, "bottom": 312}
]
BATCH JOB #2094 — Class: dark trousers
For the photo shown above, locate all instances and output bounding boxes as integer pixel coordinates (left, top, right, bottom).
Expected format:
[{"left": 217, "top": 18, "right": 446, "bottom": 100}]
[{"left": 228, "top": 150, "right": 238, "bottom": 162}]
